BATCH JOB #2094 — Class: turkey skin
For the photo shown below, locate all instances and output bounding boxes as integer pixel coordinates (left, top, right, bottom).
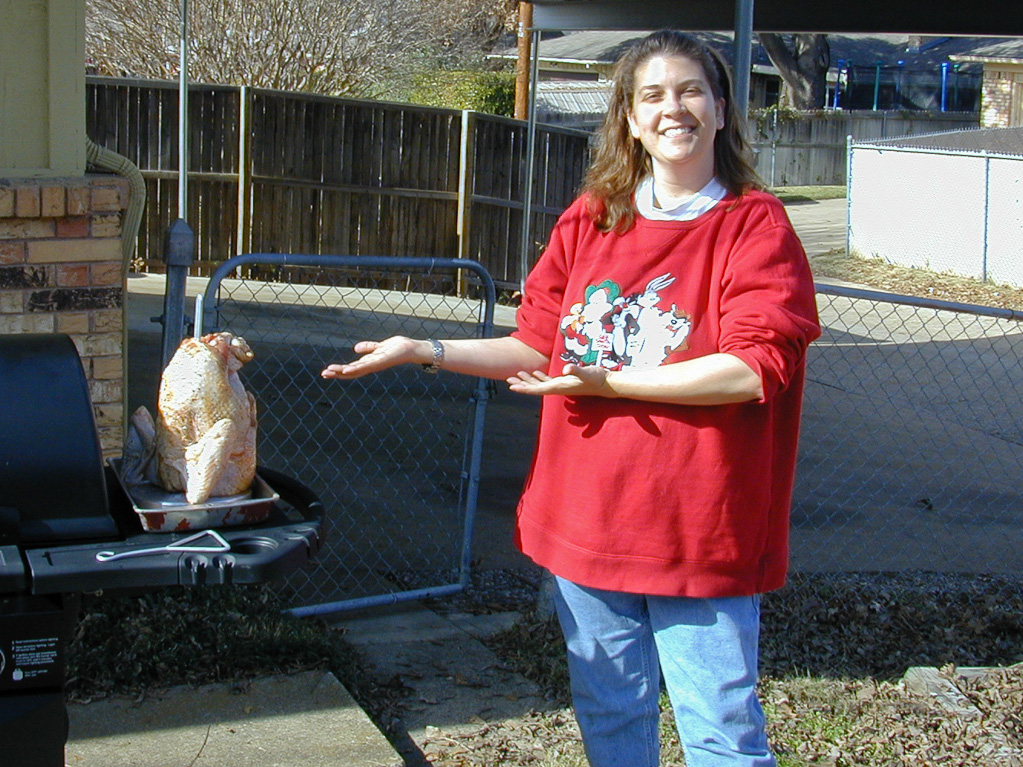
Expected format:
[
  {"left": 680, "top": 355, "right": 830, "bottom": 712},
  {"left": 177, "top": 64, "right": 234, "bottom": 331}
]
[{"left": 152, "top": 332, "right": 258, "bottom": 505}]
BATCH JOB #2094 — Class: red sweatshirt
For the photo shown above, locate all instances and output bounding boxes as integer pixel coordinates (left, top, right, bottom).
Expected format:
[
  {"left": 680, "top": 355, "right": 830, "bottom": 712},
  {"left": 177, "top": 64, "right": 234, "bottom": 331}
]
[{"left": 511, "top": 190, "right": 821, "bottom": 598}]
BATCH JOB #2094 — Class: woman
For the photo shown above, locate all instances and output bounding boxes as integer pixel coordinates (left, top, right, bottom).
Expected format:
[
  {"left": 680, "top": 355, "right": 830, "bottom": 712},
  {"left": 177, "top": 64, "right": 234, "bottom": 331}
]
[{"left": 322, "top": 30, "right": 820, "bottom": 767}]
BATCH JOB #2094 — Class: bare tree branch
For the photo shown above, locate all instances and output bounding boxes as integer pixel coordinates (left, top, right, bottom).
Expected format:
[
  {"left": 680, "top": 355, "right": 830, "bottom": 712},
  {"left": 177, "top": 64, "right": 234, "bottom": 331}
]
[{"left": 86, "top": 0, "right": 517, "bottom": 97}]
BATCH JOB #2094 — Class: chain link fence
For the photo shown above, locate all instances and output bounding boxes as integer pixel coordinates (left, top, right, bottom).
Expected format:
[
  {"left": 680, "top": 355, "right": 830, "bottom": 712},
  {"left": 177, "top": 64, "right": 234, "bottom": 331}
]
[
  {"left": 794, "top": 283, "right": 1023, "bottom": 598},
  {"left": 194, "top": 253, "right": 1023, "bottom": 613},
  {"left": 200, "top": 255, "right": 499, "bottom": 615}
]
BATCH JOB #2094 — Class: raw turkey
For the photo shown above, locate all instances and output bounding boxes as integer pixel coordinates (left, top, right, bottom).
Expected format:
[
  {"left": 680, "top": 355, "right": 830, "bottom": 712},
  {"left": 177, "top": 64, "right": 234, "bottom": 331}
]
[{"left": 126, "top": 332, "right": 257, "bottom": 505}]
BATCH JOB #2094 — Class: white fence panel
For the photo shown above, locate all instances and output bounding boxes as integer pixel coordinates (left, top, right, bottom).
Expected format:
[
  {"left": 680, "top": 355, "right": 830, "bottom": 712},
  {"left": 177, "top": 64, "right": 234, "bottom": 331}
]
[
  {"left": 985, "top": 157, "right": 1023, "bottom": 287},
  {"left": 850, "top": 147, "right": 989, "bottom": 279}
]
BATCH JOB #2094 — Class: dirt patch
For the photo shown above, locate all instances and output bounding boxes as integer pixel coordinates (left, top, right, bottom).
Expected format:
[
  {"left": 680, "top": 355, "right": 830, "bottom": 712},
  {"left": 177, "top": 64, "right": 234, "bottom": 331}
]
[
  {"left": 812, "top": 249, "right": 1023, "bottom": 312},
  {"left": 414, "top": 571, "right": 1023, "bottom": 766}
]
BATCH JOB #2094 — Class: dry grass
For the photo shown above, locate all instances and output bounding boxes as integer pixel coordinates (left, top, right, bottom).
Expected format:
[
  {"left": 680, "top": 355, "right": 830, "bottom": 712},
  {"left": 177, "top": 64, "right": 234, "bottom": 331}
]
[
  {"left": 811, "top": 249, "right": 1023, "bottom": 312},
  {"left": 773, "top": 185, "right": 848, "bottom": 204}
]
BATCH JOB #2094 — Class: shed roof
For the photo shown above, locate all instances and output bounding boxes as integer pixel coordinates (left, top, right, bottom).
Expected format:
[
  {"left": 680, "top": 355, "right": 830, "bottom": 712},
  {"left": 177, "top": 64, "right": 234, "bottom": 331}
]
[{"left": 537, "top": 80, "right": 610, "bottom": 111}]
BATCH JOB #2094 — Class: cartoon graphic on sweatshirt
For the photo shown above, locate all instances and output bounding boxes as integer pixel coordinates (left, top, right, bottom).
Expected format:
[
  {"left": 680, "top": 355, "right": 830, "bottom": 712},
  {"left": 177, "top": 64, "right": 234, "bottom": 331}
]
[{"left": 560, "top": 273, "right": 692, "bottom": 370}]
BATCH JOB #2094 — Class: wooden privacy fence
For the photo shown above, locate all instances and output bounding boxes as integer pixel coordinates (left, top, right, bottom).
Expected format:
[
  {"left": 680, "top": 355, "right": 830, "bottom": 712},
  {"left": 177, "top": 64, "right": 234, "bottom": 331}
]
[
  {"left": 86, "top": 76, "right": 979, "bottom": 282},
  {"left": 749, "top": 109, "right": 976, "bottom": 187},
  {"left": 85, "top": 77, "right": 591, "bottom": 289}
]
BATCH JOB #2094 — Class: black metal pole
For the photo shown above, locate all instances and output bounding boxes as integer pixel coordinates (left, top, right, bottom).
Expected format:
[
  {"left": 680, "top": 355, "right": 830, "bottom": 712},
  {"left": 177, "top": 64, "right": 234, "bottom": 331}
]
[
  {"left": 733, "top": 0, "right": 754, "bottom": 114},
  {"left": 159, "top": 218, "right": 195, "bottom": 367},
  {"left": 519, "top": 27, "right": 541, "bottom": 292}
]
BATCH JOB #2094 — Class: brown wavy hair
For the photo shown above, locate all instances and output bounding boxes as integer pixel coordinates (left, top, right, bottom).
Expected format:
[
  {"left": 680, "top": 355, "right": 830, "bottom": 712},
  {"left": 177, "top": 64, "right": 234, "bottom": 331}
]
[{"left": 582, "top": 31, "right": 763, "bottom": 233}]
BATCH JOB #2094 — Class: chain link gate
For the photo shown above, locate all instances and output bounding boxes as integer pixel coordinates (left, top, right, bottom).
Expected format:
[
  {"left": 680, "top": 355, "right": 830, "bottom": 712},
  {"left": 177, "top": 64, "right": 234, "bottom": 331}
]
[
  {"left": 200, "top": 255, "right": 497, "bottom": 616},
  {"left": 794, "top": 283, "right": 1023, "bottom": 597}
]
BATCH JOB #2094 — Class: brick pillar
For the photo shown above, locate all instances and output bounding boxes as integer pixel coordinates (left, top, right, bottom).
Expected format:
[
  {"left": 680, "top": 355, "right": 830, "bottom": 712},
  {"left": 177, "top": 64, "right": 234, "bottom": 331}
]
[
  {"left": 981, "top": 70, "right": 1013, "bottom": 128},
  {"left": 0, "top": 175, "right": 130, "bottom": 457}
]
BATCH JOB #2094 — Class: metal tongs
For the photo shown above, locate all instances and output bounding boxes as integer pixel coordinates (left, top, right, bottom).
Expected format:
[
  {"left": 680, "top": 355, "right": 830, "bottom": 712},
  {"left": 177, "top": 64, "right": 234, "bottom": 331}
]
[{"left": 96, "top": 529, "right": 231, "bottom": 562}]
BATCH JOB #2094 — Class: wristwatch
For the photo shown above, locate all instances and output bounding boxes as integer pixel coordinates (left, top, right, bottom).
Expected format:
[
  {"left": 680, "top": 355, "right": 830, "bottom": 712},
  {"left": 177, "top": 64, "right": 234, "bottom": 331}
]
[{"left": 422, "top": 339, "right": 444, "bottom": 374}]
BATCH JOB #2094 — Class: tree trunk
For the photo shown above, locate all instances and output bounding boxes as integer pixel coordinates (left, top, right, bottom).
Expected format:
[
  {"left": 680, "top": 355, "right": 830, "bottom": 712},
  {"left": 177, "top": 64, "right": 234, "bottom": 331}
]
[{"left": 760, "top": 33, "right": 830, "bottom": 110}]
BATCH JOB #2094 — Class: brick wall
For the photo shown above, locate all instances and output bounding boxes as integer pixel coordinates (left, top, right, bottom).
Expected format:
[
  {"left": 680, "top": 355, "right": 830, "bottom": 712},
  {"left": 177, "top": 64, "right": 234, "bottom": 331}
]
[
  {"left": 0, "top": 175, "right": 129, "bottom": 457},
  {"left": 981, "top": 69, "right": 1014, "bottom": 128}
]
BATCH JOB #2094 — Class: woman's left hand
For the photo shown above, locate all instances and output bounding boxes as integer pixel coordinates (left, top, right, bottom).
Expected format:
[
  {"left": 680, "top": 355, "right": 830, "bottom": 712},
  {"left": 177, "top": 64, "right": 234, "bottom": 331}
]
[{"left": 507, "top": 364, "right": 616, "bottom": 398}]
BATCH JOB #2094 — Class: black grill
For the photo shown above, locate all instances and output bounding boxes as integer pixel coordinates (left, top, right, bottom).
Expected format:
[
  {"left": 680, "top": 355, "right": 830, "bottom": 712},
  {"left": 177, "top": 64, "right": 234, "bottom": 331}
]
[{"left": 0, "top": 333, "right": 326, "bottom": 766}]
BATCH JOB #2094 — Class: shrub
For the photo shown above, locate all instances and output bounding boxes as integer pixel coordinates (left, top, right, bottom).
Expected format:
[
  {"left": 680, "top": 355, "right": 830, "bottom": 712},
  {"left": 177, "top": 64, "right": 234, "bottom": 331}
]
[{"left": 407, "top": 70, "right": 516, "bottom": 116}]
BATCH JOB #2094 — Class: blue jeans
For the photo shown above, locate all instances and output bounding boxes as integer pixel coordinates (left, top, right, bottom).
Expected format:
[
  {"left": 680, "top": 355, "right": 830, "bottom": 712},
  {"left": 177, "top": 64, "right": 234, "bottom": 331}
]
[{"left": 552, "top": 576, "right": 775, "bottom": 767}]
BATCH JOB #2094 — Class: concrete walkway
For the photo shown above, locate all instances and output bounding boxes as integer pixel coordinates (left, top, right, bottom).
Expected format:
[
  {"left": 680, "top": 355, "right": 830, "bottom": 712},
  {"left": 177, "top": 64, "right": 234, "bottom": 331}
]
[
  {"left": 65, "top": 605, "right": 539, "bottom": 767},
  {"left": 783, "top": 196, "right": 848, "bottom": 258},
  {"left": 328, "top": 605, "right": 553, "bottom": 766},
  {"left": 67, "top": 670, "right": 403, "bottom": 767}
]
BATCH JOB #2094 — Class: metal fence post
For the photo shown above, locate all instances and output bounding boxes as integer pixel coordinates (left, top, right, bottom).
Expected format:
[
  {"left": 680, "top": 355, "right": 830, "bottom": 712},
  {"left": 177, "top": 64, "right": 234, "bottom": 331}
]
[
  {"left": 768, "top": 109, "right": 778, "bottom": 187},
  {"left": 845, "top": 134, "right": 853, "bottom": 256},
  {"left": 159, "top": 219, "right": 195, "bottom": 367},
  {"left": 457, "top": 109, "right": 476, "bottom": 295},
  {"left": 982, "top": 149, "right": 990, "bottom": 282},
  {"left": 236, "top": 85, "right": 250, "bottom": 257}
]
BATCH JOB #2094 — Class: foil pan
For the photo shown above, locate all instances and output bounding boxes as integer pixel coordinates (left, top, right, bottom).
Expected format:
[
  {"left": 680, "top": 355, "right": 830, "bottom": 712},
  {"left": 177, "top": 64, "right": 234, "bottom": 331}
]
[{"left": 109, "top": 458, "right": 279, "bottom": 532}]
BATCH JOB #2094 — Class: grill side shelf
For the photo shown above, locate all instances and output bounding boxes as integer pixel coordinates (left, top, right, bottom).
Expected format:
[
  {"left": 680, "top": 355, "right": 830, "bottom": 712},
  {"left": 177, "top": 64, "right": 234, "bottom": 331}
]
[
  {"left": 23, "top": 523, "right": 322, "bottom": 594},
  {"left": 22, "top": 469, "right": 324, "bottom": 595}
]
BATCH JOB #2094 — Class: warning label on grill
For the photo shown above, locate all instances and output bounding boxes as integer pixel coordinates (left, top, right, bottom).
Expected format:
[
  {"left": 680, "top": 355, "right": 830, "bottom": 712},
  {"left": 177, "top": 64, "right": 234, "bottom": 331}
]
[
  {"left": 9, "top": 637, "right": 59, "bottom": 682},
  {"left": 0, "top": 596, "right": 66, "bottom": 691}
]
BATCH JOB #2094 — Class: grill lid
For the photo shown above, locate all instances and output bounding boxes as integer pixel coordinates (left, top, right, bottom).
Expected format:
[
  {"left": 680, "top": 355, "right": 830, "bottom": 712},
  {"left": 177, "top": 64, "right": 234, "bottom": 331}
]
[{"left": 0, "top": 333, "right": 117, "bottom": 545}]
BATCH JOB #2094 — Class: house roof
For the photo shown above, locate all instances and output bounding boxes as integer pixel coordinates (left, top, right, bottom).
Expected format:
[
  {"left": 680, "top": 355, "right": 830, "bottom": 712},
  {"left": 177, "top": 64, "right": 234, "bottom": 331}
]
[
  {"left": 951, "top": 38, "right": 1023, "bottom": 65},
  {"left": 534, "top": 80, "right": 611, "bottom": 125},
  {"left": 523, "top": 30, "right": 752, "bottom": 66},
  {"left": 865, "top": 126, "right": 1023, "bottom": 155},
  {"left": 828, "top": 35, "right": 1013, "bottom": 71},
  {"left": 498, "top": 32, "right": 1016, "bottom": 77},
  {"left": 520, "top": 30, "right": 656, "bottom": 65},
  {"left": 496, "top": 29, "right": 777, "bottom": 70}
]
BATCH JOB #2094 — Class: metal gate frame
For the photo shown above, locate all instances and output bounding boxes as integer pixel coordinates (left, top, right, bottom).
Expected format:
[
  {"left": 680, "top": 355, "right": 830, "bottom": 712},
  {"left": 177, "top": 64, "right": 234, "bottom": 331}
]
[{"left": 201, "top": 254, "right": 497, "bottom": 617}]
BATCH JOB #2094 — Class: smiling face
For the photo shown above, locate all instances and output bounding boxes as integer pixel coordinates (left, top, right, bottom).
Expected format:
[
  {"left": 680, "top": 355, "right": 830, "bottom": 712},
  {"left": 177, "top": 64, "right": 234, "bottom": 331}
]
[{"left": 626, "top": 54, "right": 725, "bottom": 198}]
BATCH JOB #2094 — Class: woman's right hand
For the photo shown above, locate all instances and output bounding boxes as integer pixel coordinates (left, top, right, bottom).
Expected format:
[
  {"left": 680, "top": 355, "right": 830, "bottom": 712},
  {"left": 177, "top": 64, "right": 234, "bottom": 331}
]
[{"left": 320, "top": 336, "right": 427, "bottom": 380}]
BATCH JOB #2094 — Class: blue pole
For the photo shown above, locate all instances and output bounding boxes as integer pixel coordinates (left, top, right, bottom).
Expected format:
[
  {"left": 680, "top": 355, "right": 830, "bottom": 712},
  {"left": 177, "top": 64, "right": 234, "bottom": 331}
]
[
  {"left": 833, "top": 59, "right": 844, "bottom": 108},
  {"left": 872, "top": 61, "right": 882, "bottom": 111},
  {"left": 941, "top": 62, "right": 949, "bottom": 111},
  {"left": 896, "top": 60, "right": 904, "bottom": 109}
]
